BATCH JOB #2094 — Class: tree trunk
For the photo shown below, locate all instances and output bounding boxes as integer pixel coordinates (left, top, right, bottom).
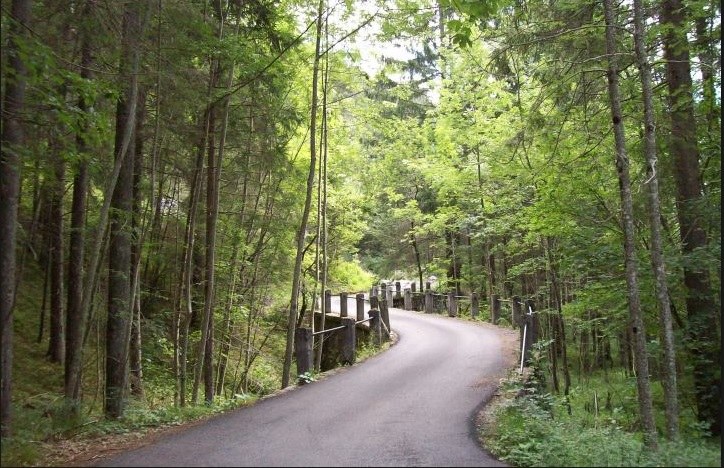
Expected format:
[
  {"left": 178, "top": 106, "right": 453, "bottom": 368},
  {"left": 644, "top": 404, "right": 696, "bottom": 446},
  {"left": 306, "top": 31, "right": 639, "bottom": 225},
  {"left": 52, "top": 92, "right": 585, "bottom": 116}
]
[
  {"left": 215, "top": 237, "right": 240, "bottom": 396},
  {"left": 410, "top": 222, "right": 424, "bottom": 292},
  {"left": 65, "top": 0, "right": 94, "bottom": 406},
  {"left": 106, "top": 2, "right": 145, "bottom": 419},
  {"left": 632, "top": 0, "right": 679, "bottom": 440},
  {"left": 282, "top": 0, "right": 324, "bottom": 389},
  {"left": 175, "top": 111, "right": 207, "bottom": 407},
  {"left": 546, "top": 237, "right": 571, "bottom": 402},
  {"left": 128, "top": 89, "right": 147, "bottom": 399},
  {"left": 47, "top": 153, "right": 65, "bottom": 364},
  {"left": 660, "top": 0, "right": 721, "bottom": 436},
  {"left": 475, "top": 149, "right": 495, "bottom": 305},
  {"left": 0, "top": 0, "right": 31, "bottom": 437},
  {"left": 603, "top": 0, "right": 657, "bottom": 447}
]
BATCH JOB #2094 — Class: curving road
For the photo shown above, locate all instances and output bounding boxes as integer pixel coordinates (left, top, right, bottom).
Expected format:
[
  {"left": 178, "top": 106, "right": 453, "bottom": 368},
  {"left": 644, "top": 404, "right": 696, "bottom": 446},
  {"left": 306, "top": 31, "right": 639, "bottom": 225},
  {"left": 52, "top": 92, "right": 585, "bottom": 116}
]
[{"left": 98, "top": 299, "right": 517, "bottom": 467}]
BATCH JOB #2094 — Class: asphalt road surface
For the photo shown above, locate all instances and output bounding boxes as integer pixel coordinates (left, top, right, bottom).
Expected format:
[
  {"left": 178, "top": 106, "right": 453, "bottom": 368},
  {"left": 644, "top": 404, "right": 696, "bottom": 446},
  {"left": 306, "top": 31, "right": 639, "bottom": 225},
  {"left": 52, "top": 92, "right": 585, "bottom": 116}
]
[{"left": 99, "top": 298, "right": 516, "bottom": 467}]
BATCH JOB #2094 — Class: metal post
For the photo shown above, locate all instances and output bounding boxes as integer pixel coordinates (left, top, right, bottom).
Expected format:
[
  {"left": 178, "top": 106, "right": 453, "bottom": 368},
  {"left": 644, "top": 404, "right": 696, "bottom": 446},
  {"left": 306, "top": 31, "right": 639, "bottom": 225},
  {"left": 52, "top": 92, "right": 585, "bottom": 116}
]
[{"left": 519, "top": 322, "right": 527, "bottom": 373}]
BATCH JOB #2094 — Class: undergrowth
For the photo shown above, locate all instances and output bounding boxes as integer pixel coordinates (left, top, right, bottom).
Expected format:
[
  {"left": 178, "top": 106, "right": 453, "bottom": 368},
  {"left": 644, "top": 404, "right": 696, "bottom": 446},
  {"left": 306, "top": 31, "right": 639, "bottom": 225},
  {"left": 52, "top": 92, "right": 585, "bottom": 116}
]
[
  {"left": 0, "top": 393, "right": 257, "bottom": 467},
  {"left": 481, "top": 365, "right": 721, "bottom": 467}
]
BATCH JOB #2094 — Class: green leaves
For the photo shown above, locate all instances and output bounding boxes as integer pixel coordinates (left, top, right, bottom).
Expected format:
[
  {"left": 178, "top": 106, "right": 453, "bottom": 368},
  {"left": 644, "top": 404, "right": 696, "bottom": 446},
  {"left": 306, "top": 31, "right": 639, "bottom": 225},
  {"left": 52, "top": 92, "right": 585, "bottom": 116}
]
[{"left": 441, "top": 0, "right": 510, "bottom": 47}]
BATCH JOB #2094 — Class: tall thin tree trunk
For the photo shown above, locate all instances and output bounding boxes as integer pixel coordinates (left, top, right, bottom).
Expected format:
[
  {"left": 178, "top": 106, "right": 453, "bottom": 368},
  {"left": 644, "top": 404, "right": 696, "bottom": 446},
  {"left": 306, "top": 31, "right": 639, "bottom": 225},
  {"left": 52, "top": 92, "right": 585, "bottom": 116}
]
[
  {"left": 47, "top": 153, "right": 65, "bottom": 364},
  {"left": 0, "top": 0, "right": 31, "bottom": 437},
  {"left": 603, "top": 0, "right": 657, "bottom": 447},
  {"left": 475, "top": 149, "right": 495, "bottom": 306},
  {"left": 106, "top": 1, "right": 145, "bottom": 419},
  {"left": 546, "top": 237, "right": 571, "bottom": 411},
  {"left": 177, "top": 113, "right": 208, "bottom": 407},
  {"left": 128, "top": 89, "right": 147, "bottom": 399},
  {"left": 660, "top": 0, "right": 721, "bottom": 436},
  {"left": 215, "top": 237, "right": 240, "bottom": 396},
  {"left": 282, "top": 0, "right": 324, "bottom": 388},
  {"left": 632, "top": 0, "right": 679, "bottom": 440},
  {"left": 65, "top": 0, "right": 95, "bottom": 407}
]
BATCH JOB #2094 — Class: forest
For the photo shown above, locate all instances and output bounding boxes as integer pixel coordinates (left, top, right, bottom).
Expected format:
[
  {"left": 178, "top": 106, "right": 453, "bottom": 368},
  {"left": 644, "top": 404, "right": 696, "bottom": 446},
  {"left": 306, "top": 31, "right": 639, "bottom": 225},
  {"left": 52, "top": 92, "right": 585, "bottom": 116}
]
[{"left": 0, "top": 0, "right": 720, "bottom": 466}]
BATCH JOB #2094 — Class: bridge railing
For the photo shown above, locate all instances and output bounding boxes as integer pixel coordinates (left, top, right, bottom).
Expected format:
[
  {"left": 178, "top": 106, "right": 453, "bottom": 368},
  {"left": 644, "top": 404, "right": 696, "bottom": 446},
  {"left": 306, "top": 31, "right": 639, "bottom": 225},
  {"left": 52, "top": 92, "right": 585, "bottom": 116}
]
[
  {"left": 295, "top": 284, "right": 541, "bottom": 382},
  {"left": 370, "top": 282, "right": 541, "bottom": 370},
  {"left": 294, "top": 291, "right": 390, "bottom": 382}
]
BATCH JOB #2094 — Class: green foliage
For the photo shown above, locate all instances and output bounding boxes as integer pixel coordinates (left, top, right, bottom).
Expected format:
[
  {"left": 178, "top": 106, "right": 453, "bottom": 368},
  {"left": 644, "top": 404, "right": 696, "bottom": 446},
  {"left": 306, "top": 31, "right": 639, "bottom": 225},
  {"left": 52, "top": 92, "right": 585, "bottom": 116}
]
[
  {"left": 482, "top": 372, "right": 722, "bottom": 467},
  {"left": 297, "top": 371, "right": 317, "bottom": 384},
  {"left": 327, "top": 258, "right": 376, "bottom": 292}
]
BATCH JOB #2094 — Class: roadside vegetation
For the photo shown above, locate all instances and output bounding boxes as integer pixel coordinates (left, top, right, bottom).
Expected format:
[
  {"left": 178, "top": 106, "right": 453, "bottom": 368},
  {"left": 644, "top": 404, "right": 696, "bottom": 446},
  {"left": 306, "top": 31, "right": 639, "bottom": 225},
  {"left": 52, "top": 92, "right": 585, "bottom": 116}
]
[{"left": 480, "top": 350, "right": 721, "bottom": 467}]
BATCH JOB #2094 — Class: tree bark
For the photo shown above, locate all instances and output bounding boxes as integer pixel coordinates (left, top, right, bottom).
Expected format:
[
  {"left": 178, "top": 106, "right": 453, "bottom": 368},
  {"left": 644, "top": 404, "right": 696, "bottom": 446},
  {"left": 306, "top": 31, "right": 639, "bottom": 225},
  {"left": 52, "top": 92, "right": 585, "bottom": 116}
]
[
  {"left": 175, "top": 111, "right": 207, "bottom": 407},
  {"left": 632, "top": 0, "right": 679, "bottom": 440},
  {"left": 47, "top": 150, "right": 65, "bottom": 365},
  {"left": 0, "top": 0, "right": 31, "bottom": 437},
  {"left": 282, "top": 0, "right": 324, "bottom": 389},
  {"left": 603, "top": 0, "right": 657, "bottom": 447},
  {"left": 128, "top": 88, "right": 147, "bottom": 399},
  {"left": 65, "top": 0, "right": 95, "bottom": 406},
  {"left": 660, "top": 0, "right": 721, "bottom": 436},
  {"left": 106, "top": 1, "right": 145, "bottom": 419},
  {"left": 475, "top": 148, "right": 495, "bottom": 307}
]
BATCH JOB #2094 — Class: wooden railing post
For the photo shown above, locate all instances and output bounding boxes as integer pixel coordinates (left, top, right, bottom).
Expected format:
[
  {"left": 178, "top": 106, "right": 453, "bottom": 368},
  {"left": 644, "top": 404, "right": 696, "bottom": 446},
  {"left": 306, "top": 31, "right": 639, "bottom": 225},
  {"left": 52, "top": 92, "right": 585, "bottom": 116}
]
[
  {"left": 340, "top": 291, "right": 348, "bottom": 317},
  {"left": 294, "top": 327, "right": 312, "bottom": 381},
  {"left": 471, "top": 292, "right": 479, "bottom": 319},
  {"left": 370, "top": 295, "right": 379, "bottom": 311},
  {"left": 491, "top": 294, "right": 501, "bottom": 324},
  {"left": 324, "top": 290, "right": 331, "bottom": 314},
  {"left": 424, "top": 290, "right": 433, "bottom": 314},
  {"left": 395, "top": 281, "right": 401, "bottom": 298},
  {"left": 341, "top": 317, "right": 356, "bottom": 365},
  {"left": 380, "top": 299, "right": 391, "bottom": 340},
  {"left": 425, "top": 281, "right": 431, "bottom": 291},
  {"left": 356, "top": 293, "right": 365, "bottom": 321},
  {"left": 386, "top": 286, "right": 393, "bottom": 307},
  {"left": 512, "top": 296, "right": 522, "bottom": 329},
  {"left": 368, "top": 309, "right": 382, "bottom": 346},
  {"left": 403, "top": 288, "right": 412, "bottom": 310},
  {"left": 411, "top": 282, "right": 416, "bottom": 293},
  {"left": 447, "top": 291, "right": 457, "bottom": 317}
]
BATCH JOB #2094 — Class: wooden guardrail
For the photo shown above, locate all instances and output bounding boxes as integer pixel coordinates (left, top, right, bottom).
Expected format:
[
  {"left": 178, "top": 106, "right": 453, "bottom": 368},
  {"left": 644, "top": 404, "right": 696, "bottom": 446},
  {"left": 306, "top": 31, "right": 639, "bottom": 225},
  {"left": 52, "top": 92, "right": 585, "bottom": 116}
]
[
  {"left": 371, "top": 281, "right": 540, "bottom": 369},
  {"left": 294, "top": 291, "right": 391, "bottom": 381},
  {"left": 295, "top": 283, "right": 541, "bottom": 381}
]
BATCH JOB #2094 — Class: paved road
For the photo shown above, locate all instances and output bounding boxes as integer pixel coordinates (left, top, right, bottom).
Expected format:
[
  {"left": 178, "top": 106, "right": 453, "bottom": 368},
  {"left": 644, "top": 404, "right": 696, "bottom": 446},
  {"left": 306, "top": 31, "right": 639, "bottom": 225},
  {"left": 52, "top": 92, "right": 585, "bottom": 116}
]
[{"left": 99, "top": 299, "right": 515, "bottom": 467}]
